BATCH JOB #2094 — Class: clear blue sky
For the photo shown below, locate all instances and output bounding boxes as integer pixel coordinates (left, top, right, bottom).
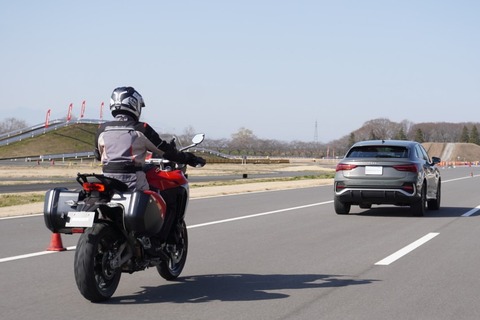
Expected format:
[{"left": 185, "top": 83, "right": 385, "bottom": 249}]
[{"left": 1, "top": 1, "right": 478, "bottom": 142}]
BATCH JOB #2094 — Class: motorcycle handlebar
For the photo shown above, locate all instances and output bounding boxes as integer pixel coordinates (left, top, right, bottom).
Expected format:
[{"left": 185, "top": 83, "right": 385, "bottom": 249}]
[{"left": 145, "top": 133, "right": 205, "bottom": 169}]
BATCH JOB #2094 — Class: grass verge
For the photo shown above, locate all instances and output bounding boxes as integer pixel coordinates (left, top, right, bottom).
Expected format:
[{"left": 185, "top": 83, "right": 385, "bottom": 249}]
[{"left": 0, "top": 193, "right": 45, "bottom": 208}]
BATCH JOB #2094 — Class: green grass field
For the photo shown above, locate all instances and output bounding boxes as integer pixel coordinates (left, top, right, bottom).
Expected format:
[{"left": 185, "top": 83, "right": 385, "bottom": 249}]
[{"left": 0, "top": 123, "right": 98, "bottom": 158}]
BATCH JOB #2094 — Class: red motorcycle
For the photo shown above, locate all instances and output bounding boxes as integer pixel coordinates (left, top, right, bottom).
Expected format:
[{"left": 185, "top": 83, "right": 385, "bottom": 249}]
[{"left": 44, "top": 133, "right": 205, "bottom": 302}]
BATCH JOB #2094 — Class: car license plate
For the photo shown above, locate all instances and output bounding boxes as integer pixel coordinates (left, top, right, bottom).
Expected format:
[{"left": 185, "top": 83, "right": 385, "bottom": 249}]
[
  {"left": 365, "top": 166, "right": 383, "bottom": 175},
  {"left": 65, "top": 211, "right": 95, "bottom": 228}
]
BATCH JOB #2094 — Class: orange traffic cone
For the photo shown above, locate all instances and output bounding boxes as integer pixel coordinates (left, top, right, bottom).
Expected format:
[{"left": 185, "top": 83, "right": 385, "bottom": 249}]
[{"left": 47, "top": 233, "right": 66, "bottom": 251}]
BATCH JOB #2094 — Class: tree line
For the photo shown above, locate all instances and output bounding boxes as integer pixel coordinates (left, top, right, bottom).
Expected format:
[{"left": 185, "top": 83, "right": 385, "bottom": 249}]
[
  {"left": 2, "top": 117, "right": 479, "bottom": 159},
  {"left": 191, "top": 118, "right": 480, "bottom": 159},
  {"left": 0, "top": 118, "right": 28, "bottom": 135}
]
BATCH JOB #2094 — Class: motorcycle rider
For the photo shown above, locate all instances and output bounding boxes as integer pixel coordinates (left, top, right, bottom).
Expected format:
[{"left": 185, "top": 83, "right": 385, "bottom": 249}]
[
  {"left": 94, "top": 86, "right": 205, "bottom": 191},
  {"left": 94, "top": 86, "right": 206, "bottom": 243}
]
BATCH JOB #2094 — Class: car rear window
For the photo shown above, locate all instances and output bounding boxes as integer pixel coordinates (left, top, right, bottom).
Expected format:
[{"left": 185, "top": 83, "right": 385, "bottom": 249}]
[{"left": 346, "top": 146, "right": 409, "bottom": 158}]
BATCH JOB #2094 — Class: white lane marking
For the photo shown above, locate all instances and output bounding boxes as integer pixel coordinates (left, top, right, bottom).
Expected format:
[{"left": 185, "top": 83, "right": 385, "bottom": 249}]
[
  {"left": 0, "top": 246, "right": 76, "bottom": 263},
  {"left": 188, "top": 201, "right": 333, "bottom": 229},
  {"left": 461, "top": 205, "right": 480, "bottom": 217},
  {"left": 0, "top": 201, "right": 333, "bottom": 263},
  {"left": 0, "top": 213, "right": 43, "bottom": 221},
  {"left": 375, "top": 232, "right": 439, "bottom": 266},
  {"left": 442, "top": 175, "right": 478, "bottom": 183}
]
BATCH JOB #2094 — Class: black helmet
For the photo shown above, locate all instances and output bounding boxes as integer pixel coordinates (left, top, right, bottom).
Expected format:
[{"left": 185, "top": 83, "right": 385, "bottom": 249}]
[{"left": 109, "top": 86, "right": 145, "bottom": 120}]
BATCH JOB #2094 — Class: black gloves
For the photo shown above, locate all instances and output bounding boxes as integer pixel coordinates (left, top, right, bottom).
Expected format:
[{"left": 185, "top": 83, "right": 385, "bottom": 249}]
[
  {"left": 158, "top": 138, "right": 177, "bottom": 153},
  {"left": 163, "top": 150, "right": 206, "bottom": 167},
  {"left": 185, "top": 152, "right": 206, "bottom": 167},
  {"left": 159, "top": 138, "right": 205, "bottom": 167}
]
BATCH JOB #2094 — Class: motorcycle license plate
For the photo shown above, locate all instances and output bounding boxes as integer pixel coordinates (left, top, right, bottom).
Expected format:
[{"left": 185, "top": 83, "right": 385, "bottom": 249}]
[{"left": 65, "top": 211, "right": 95, "bottom": 228}]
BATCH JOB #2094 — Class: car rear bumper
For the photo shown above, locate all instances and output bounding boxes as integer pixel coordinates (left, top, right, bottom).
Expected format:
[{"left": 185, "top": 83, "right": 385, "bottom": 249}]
[{"left": 334, "top": 187, "right": 419, "bottom": 205}]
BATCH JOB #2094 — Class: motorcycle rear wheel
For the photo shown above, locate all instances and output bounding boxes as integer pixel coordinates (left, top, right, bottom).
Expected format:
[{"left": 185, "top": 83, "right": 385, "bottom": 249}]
[
  {"left": 157, "top": 220, "right": 188, "bottom": 280},
  {"left": 74, "top": 222, "right": 122, "bottom": 302}
]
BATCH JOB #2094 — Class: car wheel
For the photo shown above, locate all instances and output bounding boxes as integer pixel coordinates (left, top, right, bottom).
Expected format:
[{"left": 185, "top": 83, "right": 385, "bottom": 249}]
[
  {"left": 427, "top": 181, "right": 441, "bottom": 210},
  {"left": 412, "top": 184, "right": 427, "bottom": 217},
  {"left": 334, "top": 197, "right": 351, "bottom": 215}
]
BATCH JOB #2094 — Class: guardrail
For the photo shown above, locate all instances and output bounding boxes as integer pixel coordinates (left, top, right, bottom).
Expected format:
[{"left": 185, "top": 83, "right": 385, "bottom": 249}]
[
  {"left": 0, "top": 119, "right": 104, "bottom": 147},
  {"left": 1, "top": 151, "right": 96, "bottom": 163}
]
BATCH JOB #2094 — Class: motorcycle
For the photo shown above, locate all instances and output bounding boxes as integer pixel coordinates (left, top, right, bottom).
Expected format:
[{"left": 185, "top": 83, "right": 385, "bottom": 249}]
[{"left": 43, "top": 133, "right": 205, "bottom": 302}]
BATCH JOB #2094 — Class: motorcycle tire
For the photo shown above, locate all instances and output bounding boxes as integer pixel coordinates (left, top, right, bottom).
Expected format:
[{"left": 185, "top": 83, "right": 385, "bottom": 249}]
[
  {"left": 74, "top": 222, "right": 122, "bottom": 302},
  {"left": 157, "top": 220, "right": 188, "bottom": 280}
]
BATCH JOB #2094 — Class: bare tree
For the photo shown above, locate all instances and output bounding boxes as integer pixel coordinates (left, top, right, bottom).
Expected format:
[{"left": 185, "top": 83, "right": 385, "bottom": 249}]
[
  {"left": 176, "top": 125, "right": 197, "bottom": 147},
  {"left": 229, "top": 127, "right": 257, "bottom": 155},
  {"left": 0, "top": 118, "right": 28, "bottom": 134}
]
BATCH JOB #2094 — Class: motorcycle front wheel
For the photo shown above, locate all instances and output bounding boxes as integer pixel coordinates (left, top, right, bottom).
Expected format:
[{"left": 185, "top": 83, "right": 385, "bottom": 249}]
[
  {"left": 157, "top": 220, "right": 188, "bottom": 280},
  {"left": 74, "top": 222, "right": 122, "bottom": 302}
]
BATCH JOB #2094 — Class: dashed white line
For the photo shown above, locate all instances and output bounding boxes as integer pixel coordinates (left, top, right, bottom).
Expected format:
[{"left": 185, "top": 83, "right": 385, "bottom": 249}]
[
  {"left": 188, "top": 201, "right": 333, "bottom": 229},
  {"left": 461, "top": 205, "right": 480, "bottom": 217},
  {"left": 375, "top": 232, "right": 440, "bottom": 266},
  {"left": 0, "top": 246, "right": 76, "bottom": 263}
]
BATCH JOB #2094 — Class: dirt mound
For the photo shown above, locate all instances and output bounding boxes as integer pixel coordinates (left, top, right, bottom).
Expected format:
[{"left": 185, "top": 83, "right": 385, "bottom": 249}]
[{"left": 423, "top": 142, "right": 480, "bottom": 163}]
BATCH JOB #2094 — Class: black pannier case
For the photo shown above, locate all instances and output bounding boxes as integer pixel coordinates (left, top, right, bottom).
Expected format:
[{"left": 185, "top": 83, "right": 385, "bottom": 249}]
[
  {"left": 44, "top": 188, "right": 81, "bottom": 234},
  {"left": 44, "top": 188, "right": 165, "bottom": 236}
]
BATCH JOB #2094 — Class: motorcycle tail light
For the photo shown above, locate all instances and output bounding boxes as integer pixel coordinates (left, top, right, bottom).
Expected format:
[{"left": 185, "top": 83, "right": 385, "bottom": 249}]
[{"left": 82, "top": 182, "right": 106, "bottom": 192}]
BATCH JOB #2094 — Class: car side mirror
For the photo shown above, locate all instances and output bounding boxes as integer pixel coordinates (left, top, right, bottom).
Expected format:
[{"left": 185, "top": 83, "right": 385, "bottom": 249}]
[{"left": 431, "top": 156, "right": 441, "bottom": 165}]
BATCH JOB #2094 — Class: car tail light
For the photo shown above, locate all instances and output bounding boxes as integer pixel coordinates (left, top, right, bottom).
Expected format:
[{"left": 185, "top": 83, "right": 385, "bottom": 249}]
[
  {"left": 336, "top": 163, "right": 357, "bottom": 172},
  {"left": 82, "top": 182, "right": 106, "bottom": 192},
  {"left": 393, "top": 164, "right": 418, "bottom": 173}
]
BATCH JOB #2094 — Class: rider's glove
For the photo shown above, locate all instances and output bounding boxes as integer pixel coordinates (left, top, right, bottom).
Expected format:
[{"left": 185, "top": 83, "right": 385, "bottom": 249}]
[
  {"left": 185, "top": 152, "right": 206, "bottom": 167},
  {"left": 158, "top": 139, "right": 176, "bottom": 153}
]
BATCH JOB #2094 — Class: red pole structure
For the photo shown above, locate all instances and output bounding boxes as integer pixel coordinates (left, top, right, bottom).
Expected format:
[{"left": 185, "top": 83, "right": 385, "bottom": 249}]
[
  {"left": 80, "top": 100, "right": 86, "bottom": 118},
  {"left": 67, "top": 103, "right": 73, "bottom": 122},
  {"left": 100, "top": 101, "right": 104, "bottom": 120},
  {"left": 45, "top": 109, "right": 51, "bottom": 128}
]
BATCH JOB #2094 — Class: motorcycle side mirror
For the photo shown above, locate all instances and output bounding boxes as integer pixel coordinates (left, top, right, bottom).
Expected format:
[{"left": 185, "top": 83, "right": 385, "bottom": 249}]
[
  {"left": 179, "top": 133, "right": 205, "bottom": 152},
  {"left": 192, "top": 133, "right": 205, "bottom": 144}
]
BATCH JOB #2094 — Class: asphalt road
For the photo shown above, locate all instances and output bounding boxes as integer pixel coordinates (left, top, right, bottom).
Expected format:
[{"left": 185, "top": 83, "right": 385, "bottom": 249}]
[{"left": 1, "top": 166, "right": 480, "bottom": 319}]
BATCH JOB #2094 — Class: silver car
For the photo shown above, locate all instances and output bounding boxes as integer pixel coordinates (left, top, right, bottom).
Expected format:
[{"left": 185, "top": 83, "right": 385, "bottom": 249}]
[{"left": 334, "top": 140, "right": 441, "bottom": 216}]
